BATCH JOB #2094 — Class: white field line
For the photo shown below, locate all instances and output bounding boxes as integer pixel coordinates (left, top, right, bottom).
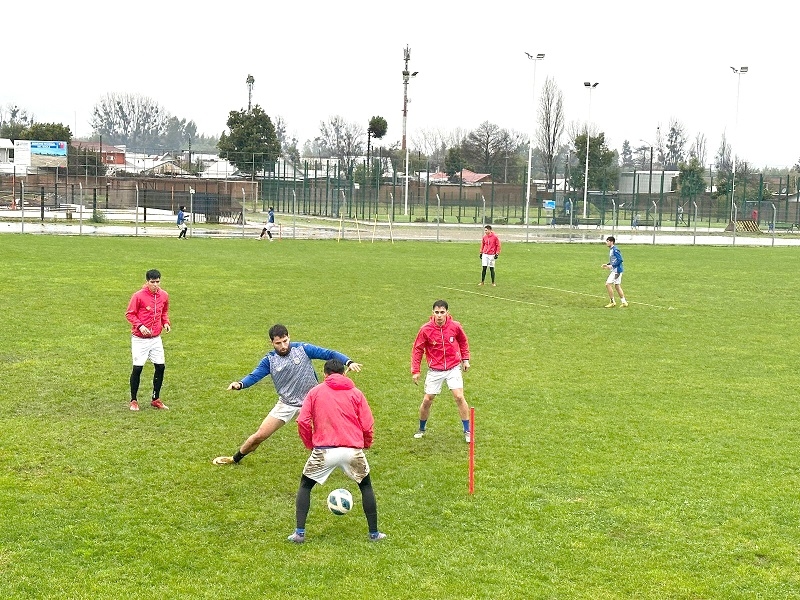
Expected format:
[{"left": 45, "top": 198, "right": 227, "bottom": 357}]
[{"left": 440, "top": 284, "right": 673, "bottom": 310}]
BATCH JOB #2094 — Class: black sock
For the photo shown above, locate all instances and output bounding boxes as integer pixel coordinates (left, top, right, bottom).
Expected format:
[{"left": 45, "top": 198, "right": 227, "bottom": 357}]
[
  {"left": 130, "top": 365, "right": 144, "bottom": 399},
  {"left": 152, "top": 363, "right": 165, "bottom": 399},
  {"left": 296, "top": 475, "right": 316, "bottom": 529},
  {"left": 233, "top": 450, "right": 246, "bottom": 463},
  {"left": 358, "top": 474, "right": 379, "bottom": 533}
]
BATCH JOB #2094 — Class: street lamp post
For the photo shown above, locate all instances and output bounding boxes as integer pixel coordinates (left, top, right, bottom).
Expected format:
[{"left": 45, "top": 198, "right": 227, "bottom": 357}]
[
  {"left": 730, "top": 66, "right": 748, "bottom": 222},
  {"left": 401, "top": 45, "right": 418, "bottom": 216},
  {"left": 582, "top": 82, "right": 599, "bottom": 219},
  {"left": 524, "top": 52, "right": 545, "bottom": 242}
]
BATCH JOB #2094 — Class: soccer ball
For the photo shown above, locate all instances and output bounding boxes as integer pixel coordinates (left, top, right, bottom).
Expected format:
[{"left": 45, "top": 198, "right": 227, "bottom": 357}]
[{"left": 327, "top": 488, "right": 353, "bottom": 515}]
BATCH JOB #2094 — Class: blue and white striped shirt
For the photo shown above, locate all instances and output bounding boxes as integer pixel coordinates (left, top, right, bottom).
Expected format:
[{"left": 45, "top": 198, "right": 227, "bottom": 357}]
[{"left": 239, "top": 342, "right": 351, "bottom": 407}]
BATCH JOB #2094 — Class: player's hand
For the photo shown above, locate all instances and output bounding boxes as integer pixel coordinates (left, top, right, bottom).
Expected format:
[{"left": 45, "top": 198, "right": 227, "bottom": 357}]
[
  {"left": 228, "top": 381, "right": 243, "bottom": 390},
  {"left": 494, "top": 254, "right": 499, "bottom": 259},
  {"left": 478, "top": 253, "right": 482, "bottom": 258},
  {"left": 138, "top": 325, "right": 151, "bottom": 336},
  {"left": 163, "top": 323, "right": 171, "bottom": 333},
  {"left": 462, "top": 359, "right": 470, "bottom": 372},
  {"left": 602, "top": 264, "right": 609, "bottom": 269},
  {"left": 346, "top": 361, "right": 363, "bottom": 373},
  {"left": 412, "top": 373, "right": 420, "bottom": 385}
]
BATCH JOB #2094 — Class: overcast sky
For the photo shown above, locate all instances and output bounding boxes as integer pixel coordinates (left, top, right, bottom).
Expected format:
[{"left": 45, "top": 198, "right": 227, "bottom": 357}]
[{"left": 4, "top": 0, "right": 797, "bottom": 168}]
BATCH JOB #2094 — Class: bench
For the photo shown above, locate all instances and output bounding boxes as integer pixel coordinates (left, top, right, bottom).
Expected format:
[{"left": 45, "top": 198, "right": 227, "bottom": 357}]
[
  {"left": 551, "top": 216, "right": 578, "bottom": 227},
  {"left": 579, "top": 218, "right": 602, "bottom": 228},
  {"left": 631, "top": 218, "right": 656, "bottom": 228}
]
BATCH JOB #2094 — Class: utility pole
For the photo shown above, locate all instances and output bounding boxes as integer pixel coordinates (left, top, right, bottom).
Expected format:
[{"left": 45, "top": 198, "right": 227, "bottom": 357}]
[
  {"left": 246, "top": 74, "right": 255, "bottom": 112},
  {"left": 402, "top": 46, "right": 418, "bottom": 216}
]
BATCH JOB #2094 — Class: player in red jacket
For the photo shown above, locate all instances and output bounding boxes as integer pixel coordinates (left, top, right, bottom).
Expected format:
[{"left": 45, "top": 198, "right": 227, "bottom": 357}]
[
  {"left": 479, "top": 225, "right": 501, "bottom": 286},
  {"left": 287, "top": 359, "right": 385, "bottom": 543},
  {"left": 125, "top": 269, "right": 171, "bottom": 411},
  {"left": 411, "top": 300, "right": 471, "bottom": 442}
]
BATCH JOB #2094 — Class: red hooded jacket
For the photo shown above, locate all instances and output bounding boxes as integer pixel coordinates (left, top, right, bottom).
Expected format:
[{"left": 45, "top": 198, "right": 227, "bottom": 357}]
[
  {"left": 480, "top": 231, "right": 501, "bottom": 255},
  {"left": 411, "top": 314, "right": 470, "bottom": 374},
  {"left": 297, "top": 373, "right": 374, "bottom": 449},
  {"left": 126, "top": 285, "right": 170, "bottom": 338}
]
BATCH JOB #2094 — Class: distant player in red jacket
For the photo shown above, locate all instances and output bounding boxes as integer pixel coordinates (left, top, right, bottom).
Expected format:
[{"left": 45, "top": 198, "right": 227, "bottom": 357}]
[
  {"left": 287, "top": 359, "right": 385, "bottom": 543},
  {"left": 479, "top": 225, "right": 501, "bottom": 286},
  {"left": 411, "top": 300, "right": 471, "bottom": 442},
  {"left": 125, "top": 269, "right": 171, "bottom": 411}
]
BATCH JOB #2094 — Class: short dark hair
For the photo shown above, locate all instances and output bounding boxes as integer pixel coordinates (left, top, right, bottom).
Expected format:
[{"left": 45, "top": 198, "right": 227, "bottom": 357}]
[
  {"left": 268, "top": 323, "right": 289, "bottom": 340},
  {"left": 484, "top": 225, "right": 492, "bottom": 230},
  {"left": 324, "top": 358, "right": 345, "bottom": 375},
  {"left": 606, "top": 236, "right": 616, "bottom": 243},
  {"left": 269, "top": 206, "right": 274, "bottom": 211},
  {"left": 146, "top": 269, "right": 161, "bottom": 281},
  {"left": 179, "top": 206, "right": 185, "bottom": 211},
  {"left": 433, "top": 299, "right": 448, "bottom": 311}
]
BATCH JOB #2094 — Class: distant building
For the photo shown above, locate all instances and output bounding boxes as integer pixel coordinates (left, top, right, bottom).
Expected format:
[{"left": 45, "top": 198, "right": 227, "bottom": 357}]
[
  {"left": 619, "top": 170, "right": 680, "bottom": 195},
  {"left": 71, "top": 141, "right": 126, "bottom": 166},
  {"left": 420, "top": 169, "right": 491, "bottom": 185},
  {"left": 0, "top": 138, "right": 13, "bottom": 163}
]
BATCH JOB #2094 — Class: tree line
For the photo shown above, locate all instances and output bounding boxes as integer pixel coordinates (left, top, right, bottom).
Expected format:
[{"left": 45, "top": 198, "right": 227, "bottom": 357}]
[{"left": 3, "top": 77, "right": 799, "bottom": 204}]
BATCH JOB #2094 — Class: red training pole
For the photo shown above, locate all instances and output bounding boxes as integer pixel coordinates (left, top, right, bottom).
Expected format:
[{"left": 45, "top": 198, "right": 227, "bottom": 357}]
[{"left": 468, "top": 406, "right": 475, "bottom": 494}]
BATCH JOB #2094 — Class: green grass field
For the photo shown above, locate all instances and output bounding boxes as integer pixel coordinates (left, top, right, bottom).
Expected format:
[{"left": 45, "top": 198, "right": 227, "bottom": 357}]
[{"left": 1, "top": 235, "right": 799, "bottom": 599}]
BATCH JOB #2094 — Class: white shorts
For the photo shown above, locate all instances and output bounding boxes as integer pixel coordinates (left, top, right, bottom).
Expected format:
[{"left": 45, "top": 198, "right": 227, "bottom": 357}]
[
  {"left": 481, "top": 254, "right": 496, "bottom": 268},
  {"left": 606, "top": 271, "right": 623, "bottom": 285},
  {"left": 302, "top": 447, "right": 370, "bottom": 484},
  {"left": 131, "top": 335, "right": 165, "bottom": 366},
  {"left": 265, "top": 222, "right": 274, "bottom": 231},
  {"left": 424, "top": 365, "right": 464, "bottom": 395},
  {"left": 267, "top": 401, "right": 302, "bottom": 423},
  {"left": 178, "top": 222, "right": 187, "bottom": 230}
]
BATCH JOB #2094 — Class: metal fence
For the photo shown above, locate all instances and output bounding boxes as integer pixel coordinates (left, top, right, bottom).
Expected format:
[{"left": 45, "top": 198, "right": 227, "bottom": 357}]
[{"left": 2, "top": 170, "right": 799, "bottom": 233}]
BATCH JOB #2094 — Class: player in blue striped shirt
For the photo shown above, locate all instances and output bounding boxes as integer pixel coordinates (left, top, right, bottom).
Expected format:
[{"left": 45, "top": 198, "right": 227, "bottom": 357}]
[{"left": 213, "top": 323, "right": 362, "bottom": 465}]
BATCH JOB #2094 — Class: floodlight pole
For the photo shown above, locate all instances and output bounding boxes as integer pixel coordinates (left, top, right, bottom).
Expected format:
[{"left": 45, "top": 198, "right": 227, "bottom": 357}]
[
  {"left": 401, "top": 45, "right": 418, "bottom": 216},
  {"left": 525, "top": 52, "right": 545, "bottom": 242},
  {"left": 189, "top": 187, "right": 195, "bottom": 238},
  {"left": 582, "top": 82, "right": 598, "bottom": 219},
  {"left": 730, "top": 66, "right": 748, "bottom": 222}
]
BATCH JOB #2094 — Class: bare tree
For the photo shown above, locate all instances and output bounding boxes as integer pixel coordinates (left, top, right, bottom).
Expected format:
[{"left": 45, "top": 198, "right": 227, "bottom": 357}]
[
  {"left": 689, "top": 132, "right": 707, "bottom": 166},
  {"left": 411, "top": 127, "right": 471, "bottom": 171},
  {"left": 91, "top": 93, "right": 171, "bottom": 150},
  {"left": 535, "top": 77, "right": 565, "bottom": 190},
  {"left": 411, "top": 128, "right": 445, "bottom": 161},
  {"left": 567, "top": 121, "right": 599, "bottom": 149},
  {"left": 463, "top": 121, "right": 524, "bottom": 175},
  {"left": 318, "top": 115, "right": 365, "bottom": 178}
]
